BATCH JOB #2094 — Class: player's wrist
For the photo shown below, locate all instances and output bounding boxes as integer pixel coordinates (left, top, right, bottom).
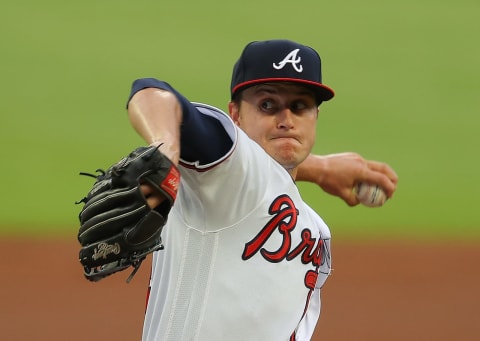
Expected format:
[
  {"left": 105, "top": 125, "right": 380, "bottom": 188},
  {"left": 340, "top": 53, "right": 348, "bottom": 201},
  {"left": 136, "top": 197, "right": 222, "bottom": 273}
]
[
  {"left": 148, "top": 140, "right": 180, "bottom": 165},
  {"left": 310, "top": 154, "right": 328, "bottom": 186}
]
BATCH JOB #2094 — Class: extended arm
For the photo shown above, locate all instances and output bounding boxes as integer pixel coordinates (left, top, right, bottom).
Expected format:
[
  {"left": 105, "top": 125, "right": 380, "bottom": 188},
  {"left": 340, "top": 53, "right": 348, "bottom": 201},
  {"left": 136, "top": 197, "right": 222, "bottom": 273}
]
[
  {"left": 127, "top": 87, "right": 183, "bottom": 208},
  {"left": 127, "top": 78, "right": 233, "bottom": 166},
  {"left": 126, "top": 79, "right": 234, "bottom": 207},
  {"left": 128, "top": 87, "right": 182, "bottom": 165},
  {"left": 296, "top": 153, "right": 398, "bottom": 206}
]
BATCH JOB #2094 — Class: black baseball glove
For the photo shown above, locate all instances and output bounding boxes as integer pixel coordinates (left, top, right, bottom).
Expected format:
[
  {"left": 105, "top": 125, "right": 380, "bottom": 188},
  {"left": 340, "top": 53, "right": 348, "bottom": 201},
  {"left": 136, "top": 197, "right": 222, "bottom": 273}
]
[{"left": 76, "top": 146, "right": 180, "bottom": 282}]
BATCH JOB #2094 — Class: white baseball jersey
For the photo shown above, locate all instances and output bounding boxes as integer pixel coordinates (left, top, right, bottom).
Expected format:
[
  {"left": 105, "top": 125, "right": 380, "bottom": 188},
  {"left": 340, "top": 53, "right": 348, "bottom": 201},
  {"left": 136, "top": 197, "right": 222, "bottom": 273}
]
[{"left": 141, "top": 102, "right": 332, "bottom": 341}]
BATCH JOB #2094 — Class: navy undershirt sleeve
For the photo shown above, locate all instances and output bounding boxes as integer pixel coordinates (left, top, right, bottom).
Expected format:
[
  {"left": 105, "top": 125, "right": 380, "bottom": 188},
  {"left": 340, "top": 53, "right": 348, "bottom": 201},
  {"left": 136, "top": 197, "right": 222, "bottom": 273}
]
[{"left": 127, "top": 78, "right": 233, "bottom": 165}]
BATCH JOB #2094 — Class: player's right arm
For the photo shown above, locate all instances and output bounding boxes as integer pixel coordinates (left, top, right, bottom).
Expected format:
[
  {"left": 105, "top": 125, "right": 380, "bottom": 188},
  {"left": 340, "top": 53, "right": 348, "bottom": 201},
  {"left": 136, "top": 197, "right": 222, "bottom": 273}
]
[{"left": 296, "top": 153, "right": 398, "bottom": 206}]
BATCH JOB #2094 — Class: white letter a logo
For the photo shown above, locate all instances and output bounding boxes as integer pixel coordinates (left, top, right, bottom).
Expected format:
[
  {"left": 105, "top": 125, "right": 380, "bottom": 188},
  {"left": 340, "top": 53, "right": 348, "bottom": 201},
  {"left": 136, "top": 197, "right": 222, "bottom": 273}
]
[{"left": 272, "top": 49, "right": 303, "bottom": 73}]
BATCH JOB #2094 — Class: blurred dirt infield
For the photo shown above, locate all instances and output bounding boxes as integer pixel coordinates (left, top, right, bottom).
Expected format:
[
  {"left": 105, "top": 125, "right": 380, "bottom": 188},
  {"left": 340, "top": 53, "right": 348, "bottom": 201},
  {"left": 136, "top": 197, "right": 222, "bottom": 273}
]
[{"left": 0, "top": 237, "right": 478, "bottom": 340}]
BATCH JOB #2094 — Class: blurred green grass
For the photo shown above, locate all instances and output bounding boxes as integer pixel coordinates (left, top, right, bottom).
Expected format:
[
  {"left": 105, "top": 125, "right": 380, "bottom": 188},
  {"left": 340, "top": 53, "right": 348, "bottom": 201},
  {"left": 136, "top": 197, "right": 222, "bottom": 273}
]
[{"left": 1, "top": 0, "right": 479, "bottom": 239}]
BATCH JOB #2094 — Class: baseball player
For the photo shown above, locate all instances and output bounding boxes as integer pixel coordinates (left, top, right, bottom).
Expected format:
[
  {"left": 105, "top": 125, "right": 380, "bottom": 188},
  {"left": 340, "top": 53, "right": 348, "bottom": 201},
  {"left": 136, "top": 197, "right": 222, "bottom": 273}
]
[{"left": 124, "top": 40, "right": 397, "bottom": 340}]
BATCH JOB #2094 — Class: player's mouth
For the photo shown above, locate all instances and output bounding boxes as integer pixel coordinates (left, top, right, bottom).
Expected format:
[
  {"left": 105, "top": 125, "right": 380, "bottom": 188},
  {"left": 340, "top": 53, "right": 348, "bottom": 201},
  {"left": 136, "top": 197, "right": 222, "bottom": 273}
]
[{"left": 270, "top": 135, "right": 301, "bottom": 144}]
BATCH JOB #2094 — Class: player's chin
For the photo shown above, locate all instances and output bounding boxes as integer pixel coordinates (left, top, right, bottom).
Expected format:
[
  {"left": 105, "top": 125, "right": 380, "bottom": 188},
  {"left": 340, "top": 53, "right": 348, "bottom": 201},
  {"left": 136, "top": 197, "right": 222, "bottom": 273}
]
[
  {"left": 271, "top": 149, "right": 305, "bottom": 169},
  {"left": 267, "top": 140, "right": 308, "bottom": 164}
]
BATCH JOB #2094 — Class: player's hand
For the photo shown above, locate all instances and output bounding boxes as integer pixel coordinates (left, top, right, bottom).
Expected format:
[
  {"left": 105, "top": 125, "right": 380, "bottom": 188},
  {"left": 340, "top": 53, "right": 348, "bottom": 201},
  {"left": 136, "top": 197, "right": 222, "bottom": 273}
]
[
  {"left": 140, "top": 183, "right": 167, "bottom": 209},
  {"left": 298, "top": 153, "right": 398, "bottom": 206},
  {"left": 140, "top": 141, "right": 179, "bottom": 209}
]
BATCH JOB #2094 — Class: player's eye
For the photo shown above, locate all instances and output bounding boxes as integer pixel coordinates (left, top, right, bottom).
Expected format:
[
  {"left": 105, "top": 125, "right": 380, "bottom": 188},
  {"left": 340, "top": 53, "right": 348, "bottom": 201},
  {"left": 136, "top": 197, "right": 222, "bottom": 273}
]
[
  {"left": 290, "top": 101, "right": 309, "bottom": 112},
  {"left": 260, "top": 100, "right": 276, "bottom": 112}
]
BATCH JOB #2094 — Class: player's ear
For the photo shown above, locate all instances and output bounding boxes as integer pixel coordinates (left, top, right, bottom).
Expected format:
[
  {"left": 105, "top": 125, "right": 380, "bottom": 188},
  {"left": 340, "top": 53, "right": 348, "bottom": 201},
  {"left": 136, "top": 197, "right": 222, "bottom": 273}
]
[{"left": 228, "top": 101, "right": 241, "bottom": 126}]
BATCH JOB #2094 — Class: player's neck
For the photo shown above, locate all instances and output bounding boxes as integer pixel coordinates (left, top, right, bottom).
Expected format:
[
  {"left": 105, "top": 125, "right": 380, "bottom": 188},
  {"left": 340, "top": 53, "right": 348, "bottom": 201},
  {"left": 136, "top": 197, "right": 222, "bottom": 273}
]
[{"left": 286, "top": 167, "right": 298, "bottom": 181}]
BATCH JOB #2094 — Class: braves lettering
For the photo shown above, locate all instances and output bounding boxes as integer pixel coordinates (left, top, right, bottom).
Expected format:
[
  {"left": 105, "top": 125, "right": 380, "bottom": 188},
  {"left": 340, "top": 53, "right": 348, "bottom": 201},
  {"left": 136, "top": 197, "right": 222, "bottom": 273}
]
[{"left": 242, "top": 195, "right": 323, "bottom": 277}]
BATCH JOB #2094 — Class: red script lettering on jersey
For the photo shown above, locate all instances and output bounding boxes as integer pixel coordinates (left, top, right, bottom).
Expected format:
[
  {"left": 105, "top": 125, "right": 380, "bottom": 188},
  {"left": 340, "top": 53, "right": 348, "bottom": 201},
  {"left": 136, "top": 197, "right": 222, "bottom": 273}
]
[{"left": 242, "top": 194, "right": 323, "bottom": 272}]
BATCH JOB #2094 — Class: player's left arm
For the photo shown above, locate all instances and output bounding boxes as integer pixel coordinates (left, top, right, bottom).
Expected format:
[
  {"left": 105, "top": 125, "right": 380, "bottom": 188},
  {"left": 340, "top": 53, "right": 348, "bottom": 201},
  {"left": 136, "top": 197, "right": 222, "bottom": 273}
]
[
  {"left": 128, "top": 78, "right": 232, "bottom": 166},
  {"left": 296, "top": 153, "right": 398, "bottom": 206}
]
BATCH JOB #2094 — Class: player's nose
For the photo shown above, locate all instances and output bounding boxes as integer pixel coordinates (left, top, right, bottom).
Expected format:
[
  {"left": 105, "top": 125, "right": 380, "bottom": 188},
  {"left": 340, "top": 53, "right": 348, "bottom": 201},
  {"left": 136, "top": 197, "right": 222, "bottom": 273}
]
[{"left": 276, "top": 108, "right": 295, "bottom": 130}]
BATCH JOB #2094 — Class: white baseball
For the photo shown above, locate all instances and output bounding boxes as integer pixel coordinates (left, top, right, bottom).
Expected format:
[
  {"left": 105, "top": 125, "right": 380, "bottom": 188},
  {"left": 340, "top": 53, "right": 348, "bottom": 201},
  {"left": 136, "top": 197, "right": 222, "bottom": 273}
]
[{"left": 354, "top": 183, "right": 387, "bottom": 207}]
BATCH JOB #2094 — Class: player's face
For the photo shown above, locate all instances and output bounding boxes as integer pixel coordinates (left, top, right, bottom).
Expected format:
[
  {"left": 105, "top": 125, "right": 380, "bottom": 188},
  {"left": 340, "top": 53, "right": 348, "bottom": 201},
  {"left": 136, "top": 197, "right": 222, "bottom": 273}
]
[{"left": 229, "top": 83, "right": 319, "bottom": 172}]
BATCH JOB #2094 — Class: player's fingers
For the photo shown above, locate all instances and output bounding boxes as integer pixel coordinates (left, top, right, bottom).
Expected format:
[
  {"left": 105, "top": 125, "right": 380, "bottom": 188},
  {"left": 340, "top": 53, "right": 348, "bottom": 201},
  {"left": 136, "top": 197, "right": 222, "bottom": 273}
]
[
  {"left": 140, "top": 183, "right": 153, "bottom": 196},
  {"left": 367, "top": 161, "right": 398, "bottom": 184},
  {"left": 342, "top": 189, "right": 360, "bottom": 207},
  {"left": 359, "top": 161, "right": 398, "bottom": 198},
  {"left": 365, "top": 174, "right": 396, "bottom": 198},
  {"left": 146, "top": 196, "right": 164, "bottom": 209},
  {"left": 140, "top": 184, "right": 166, "bottom": 209}
]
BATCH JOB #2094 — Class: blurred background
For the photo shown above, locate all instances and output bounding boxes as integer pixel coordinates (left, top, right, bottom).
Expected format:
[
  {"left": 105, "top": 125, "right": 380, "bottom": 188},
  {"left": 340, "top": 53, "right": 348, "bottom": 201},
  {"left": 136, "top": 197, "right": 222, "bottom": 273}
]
[{"left": 1, "top": 0, "right": 478, "bottom": 340}]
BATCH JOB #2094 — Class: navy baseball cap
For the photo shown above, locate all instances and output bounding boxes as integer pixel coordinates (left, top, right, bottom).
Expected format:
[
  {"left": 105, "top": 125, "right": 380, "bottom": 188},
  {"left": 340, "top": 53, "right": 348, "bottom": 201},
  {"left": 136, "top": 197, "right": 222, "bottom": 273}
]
[{"left": 231, "top": 39, "right": 335, "bottom": 103}]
